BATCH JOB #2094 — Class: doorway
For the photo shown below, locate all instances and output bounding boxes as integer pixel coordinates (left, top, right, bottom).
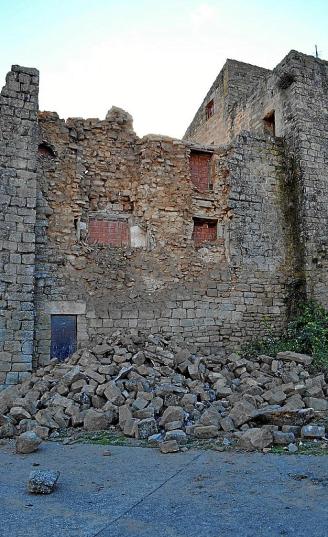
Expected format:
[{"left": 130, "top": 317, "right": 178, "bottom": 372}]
[{"left": 50, "top": 315, "right": 77, "bottom": 361}]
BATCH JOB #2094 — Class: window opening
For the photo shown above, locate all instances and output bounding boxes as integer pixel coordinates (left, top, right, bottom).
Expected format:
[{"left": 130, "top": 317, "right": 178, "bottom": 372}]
[
  {"left": 38, "top": 143, "right": 56, "bottom": 158},
  {"left": 192, "top": 217, "right": 217, "bottom": 246},
  {"left": 190, "top": 151, "right": 212, "bottom": 192},
  {"left": 205, "top": 99, "right": 214, "bottom": 120},
  {"left": 263, "top": 111, "right": 275, "bottom": 136}
]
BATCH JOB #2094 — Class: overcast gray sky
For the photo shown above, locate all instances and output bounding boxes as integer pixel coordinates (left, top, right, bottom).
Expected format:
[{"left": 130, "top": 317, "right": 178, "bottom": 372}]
[{"left": 1, "top": 0, "right": 327, "bottom": 138}]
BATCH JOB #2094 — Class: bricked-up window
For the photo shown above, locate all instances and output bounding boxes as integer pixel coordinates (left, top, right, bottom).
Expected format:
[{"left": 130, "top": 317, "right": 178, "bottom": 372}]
[
  {"left": 88, "top": 219, "right": 129, "bottom": 247},
  {"left": 205, "top": 99, "right": 214, "bottom": 120},
  {"left": 263, "top": 110, "right": 275, "bottom": 136},
  {"left": 190, "top": 151, "right": 212, "bottom": 192},
  {"left": 192, "top": 218, "right": 217, "bottom": 246}
]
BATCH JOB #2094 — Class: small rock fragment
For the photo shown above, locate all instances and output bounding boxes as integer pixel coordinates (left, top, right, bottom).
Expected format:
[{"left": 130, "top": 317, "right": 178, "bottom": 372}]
[
  {"left": 28, "top": 470, "right": 60, "bottom": 494},
  {"left": 301, "top": 424, "right": 325, "bottom": 439},
  {"left": 160, "top": 440, "right": 180, "bottom": 454},
  {"left": 148, "top": 433, "right": 163, "bottom": 446}
]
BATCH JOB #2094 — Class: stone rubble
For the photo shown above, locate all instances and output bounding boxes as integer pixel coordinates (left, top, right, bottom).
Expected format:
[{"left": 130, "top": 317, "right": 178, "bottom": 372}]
[{"left": 0, "top": 331, "right": 327, "bottom": 452}]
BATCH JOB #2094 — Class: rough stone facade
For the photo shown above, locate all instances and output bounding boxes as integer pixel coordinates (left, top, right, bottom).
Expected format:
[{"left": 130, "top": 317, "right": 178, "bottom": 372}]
[
  {"left": 184, "top": 50, "right": 328, "bottom": 309},
  {"left": 0, "top": 66, "right": 39, "bottom": 386},
  {"left": 1, "top": 50, "right": 328, "bottom": 386}
]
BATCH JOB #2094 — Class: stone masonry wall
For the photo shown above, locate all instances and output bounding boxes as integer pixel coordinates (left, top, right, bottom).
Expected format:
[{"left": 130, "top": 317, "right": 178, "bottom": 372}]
[
  {"left": 34, "top": 107, "right": 290, "bottom": 366},
  {"left": 286, "top": 53, "right": 328, "bottom": 306},
  {"left": 185, "top": 50, "right": 328, "bottom": 314},
  {"left": 220, "top": 52, "right": 328, "bottom": 310},
  {"left": 183, "top": 60, "right": 270, "bottom": 145},
  {"left": 2, "top": 53, "right": 317, "bottom": 380},
  {"left": 0, "top": 66, "right": 39, "bottom": 387}
]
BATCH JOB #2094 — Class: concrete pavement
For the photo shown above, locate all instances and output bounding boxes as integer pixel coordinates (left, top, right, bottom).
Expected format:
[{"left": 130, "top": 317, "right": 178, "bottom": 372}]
[{"left": 0, "top": 441, "right": 327, "bottom": 537}]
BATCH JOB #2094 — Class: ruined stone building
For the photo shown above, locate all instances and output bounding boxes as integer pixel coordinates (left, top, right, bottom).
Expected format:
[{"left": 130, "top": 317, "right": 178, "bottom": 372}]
[{"left": 1, "top": 50, "right": 328, "bottom": 387}]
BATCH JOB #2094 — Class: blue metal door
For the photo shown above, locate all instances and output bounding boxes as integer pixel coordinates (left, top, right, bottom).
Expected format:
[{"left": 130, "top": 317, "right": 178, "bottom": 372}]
[{"left": 51, "top": 315, "right": 77, "bottom": 361}]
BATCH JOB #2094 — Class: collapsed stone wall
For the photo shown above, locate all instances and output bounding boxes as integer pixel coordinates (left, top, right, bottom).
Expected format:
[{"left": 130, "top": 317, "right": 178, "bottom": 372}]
[
  {"left": 3, "top": 51, "right": 320, "bottom": 384},
  {"left": 0, "top": 66, "right": 39, "bottom": 386},
  {"left": 34, "top": 106, "right": 290, "bottom": 367}
]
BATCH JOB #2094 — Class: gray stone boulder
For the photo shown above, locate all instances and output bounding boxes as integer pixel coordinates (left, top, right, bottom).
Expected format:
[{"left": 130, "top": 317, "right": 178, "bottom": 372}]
[
  {"left": 273, "top": 431, "right": 295, "bottom": 445},
  {"left": 238, "top": 428, "right": 273, "bottom": 451},
  {"left": 160, "top": 440, "right": 180, "bottom": 453},
  {"left": 35, "top": 409, "right": 60, "bottom": 429},
  {"left": 193, "top": 425, "right": 218, "bottom": 438},
  {"left": 301, "top": 424, "right": 326, "bottom": 438},
  {"left": 160, "top": 406, "right": 185, "bottom": 426},
  {"left": 229, "top": 400, "right": 256, "bottom": 427},
  {"left": 220, "top": 416, "right": 235, "bottom": 432},
  {"left": 10, "top": 406, "right": 32, "bottom": 421},
  {"left": 103, "top": 381, "right": 125, "bottom": 405},
  {"left": 0, "top": 414, "right": 15, "bottom": 439},
  {"left": 62, "top": 366, "right": 84, "bottom": 386},
  {"left": 304, "top": 397, "right": 328, "bottom": 411},
  {"left": 165, "top": 429, "right": 187, "bottom": 444},
  {"left": 28, "top": 469, "right": 60, "bottom": 494},
  {"left": 83, "top": 409, "right": 111, "bottom": 431},
  {"left": 276, "top": 351, "right": 313, "bottom": 366},
  {"left": 16, "top": 431, "right": 42, "bottom": 454},
  {"left": 199, "top": 406, "right": 221, "bottom": 427},
  {"left": 135, "top": 418, "right": 158, "bottom": 439}
]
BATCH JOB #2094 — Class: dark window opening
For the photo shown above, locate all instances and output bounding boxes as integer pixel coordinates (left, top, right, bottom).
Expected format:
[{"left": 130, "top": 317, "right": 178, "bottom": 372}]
[
  {"left": 263, "top": 111, "right": 275, "bottom": 136},
  {"left": 51, "top": 315, "right": 77, "bottom": 361},
  {"left": 192, "top": 217, "right": 217, "bottom": 246},
  {"left": 277, "top": 73, "right": 295, "bottom": 90},
  {"left": 190, "top": 151, "right": 212, "bottom": 192},
  {"left": 38, "top": 142, "right": 56, "bottom": 158},
  {"left": 205, "top": 99, "right": 214, "bottom": 120}
]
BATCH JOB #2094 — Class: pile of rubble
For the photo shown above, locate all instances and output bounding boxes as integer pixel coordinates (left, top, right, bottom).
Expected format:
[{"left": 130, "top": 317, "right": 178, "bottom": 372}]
[{"left": 0, "top": 331, "right": 327, "bottom": 452}]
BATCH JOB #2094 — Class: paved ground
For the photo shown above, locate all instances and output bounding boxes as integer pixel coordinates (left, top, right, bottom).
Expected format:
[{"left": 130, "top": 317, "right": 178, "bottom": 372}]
[{"left": 0, "top": 441, "right": 327, "bottom": 537}]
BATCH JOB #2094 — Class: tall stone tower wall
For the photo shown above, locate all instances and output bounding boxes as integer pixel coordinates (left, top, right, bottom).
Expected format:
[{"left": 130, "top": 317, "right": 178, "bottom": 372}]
[{"left": 0, "top": 66, "right": 39, "bottom": 387}]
